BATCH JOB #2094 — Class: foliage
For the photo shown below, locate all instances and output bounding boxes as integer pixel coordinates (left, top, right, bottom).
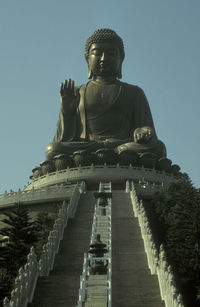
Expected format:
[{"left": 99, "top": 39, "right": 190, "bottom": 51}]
[
  {"left": 0, "top": 205, "right": 58, "bottom": 305},
  {"left": 0, "top": 205, "right": 38, "bottom": 305},
  {"left": 0, "top": 205, "right": 37, "bottom": 273},
  {"left": 0, "top": 268, "right": 14, "bottom": 304},
  {"left": 33, "top": 211, "right": 57, "bottom": 258},
  {"left": 149, "top": 179, "right": 200, "bottom": 306}
]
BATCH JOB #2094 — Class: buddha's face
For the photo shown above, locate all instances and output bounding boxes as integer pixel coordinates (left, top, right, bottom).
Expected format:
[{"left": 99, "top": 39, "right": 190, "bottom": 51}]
[{"left": 87, "top": 42, "right": 121, "bottom": 78}]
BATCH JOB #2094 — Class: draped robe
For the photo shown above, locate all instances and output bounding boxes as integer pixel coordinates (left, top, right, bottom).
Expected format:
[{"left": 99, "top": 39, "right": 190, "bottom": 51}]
[{"left": 53, "top": 81, "right": 157, "bottom": 143}]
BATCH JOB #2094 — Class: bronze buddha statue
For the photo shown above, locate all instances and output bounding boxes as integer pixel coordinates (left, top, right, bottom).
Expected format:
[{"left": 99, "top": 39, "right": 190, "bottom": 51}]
[{"left": 45, "top": 28, "right": 166, "bottom": 161}]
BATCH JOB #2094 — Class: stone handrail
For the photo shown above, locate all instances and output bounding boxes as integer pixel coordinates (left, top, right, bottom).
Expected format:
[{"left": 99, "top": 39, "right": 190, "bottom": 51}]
[
  {"left": 77, "top": 182, "right": 112, "bottom": 307},
  {"left": 0, "top": 184, "right": 75, "bottom": 208},
  {"left": 3, "top": 182, "right": 84, "bottom": 307},
  {"left": 129, "top": 181, "right": 184, "bottom": 307},
  {"left": 24, "top": 164, "right": 179, "bottom": 190},
  {"left": 3, "top": 247, "right": 39, "bottom": 307},
  {"left": 77, "top": 253, "right": 88, "bottom": 305},
  {"left": 126, "top": 180, "right": 165, "bottom": 197},
  {"left": 38, "top": 199, "right": 69, "bottom": 276}
]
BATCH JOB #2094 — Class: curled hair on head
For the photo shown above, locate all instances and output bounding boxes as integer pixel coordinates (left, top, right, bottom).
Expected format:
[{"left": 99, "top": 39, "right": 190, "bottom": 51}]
[{"left": 85, "top": 28, "right": 125, "bottom": 61}]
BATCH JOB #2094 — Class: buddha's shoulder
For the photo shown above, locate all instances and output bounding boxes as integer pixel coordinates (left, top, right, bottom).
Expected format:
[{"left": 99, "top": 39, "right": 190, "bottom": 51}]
[
  {"left": 75, "top": 82, "right": 145, "bottom": 97},
  {"left": 76, "top": 82, "right": 143, "bottom": 89},
  {"left": 120, "top": 82, "right": 145, "bottom": 95}
]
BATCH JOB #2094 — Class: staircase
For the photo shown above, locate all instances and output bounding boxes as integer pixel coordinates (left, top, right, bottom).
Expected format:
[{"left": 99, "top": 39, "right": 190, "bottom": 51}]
[
  {"left": 30, "top": 192, "right": 94, "bottom": 307},
  {"left": 29, "top": 190, "right": 164, "bottom": 307},
  {"left": 112, "top": 191, "right": 164, "bottom": 307}
]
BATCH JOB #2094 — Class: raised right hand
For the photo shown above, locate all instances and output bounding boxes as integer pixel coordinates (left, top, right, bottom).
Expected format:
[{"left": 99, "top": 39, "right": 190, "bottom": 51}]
[{"left": 59, "top": 79, "right": 78, "bottom": 113}]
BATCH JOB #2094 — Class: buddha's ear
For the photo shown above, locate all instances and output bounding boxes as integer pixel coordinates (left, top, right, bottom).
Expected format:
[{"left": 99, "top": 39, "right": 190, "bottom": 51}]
[
  {"left": 87, "top": 66, "right": 93, "bottom": 79},
  {"left": 85, "top": 56, "right": 93, "bottom": 79},
  {"left": 117, "top": 64, "right": 122, "bottom": 79}
]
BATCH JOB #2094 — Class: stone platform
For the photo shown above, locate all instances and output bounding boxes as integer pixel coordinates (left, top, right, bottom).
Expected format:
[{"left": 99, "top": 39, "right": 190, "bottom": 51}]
[{"left": 24, "top": 164, "right": 180, "bottom": 191}]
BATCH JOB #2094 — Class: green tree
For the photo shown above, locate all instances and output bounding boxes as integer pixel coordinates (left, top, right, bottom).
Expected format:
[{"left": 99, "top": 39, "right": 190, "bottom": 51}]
[
  {"left": 151, "top": 179, "right": 200, "bottom": 306},
  {"left": 34, "top": 212, "right": 55, "bottom": 258},
  {"left": 0, "top": 204, "right": 60, "bottom": 305},
  {"left": 0, "top": 205, "right": 37, "bottom": 304},
  {"left": 0, "top": 205, "right": 37, "bottom": 271}
]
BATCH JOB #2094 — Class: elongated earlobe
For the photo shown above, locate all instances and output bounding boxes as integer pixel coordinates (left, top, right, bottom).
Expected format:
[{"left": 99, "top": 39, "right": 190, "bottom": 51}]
[
  {"left": 117, "top": 65, "right": 122, "bottom": 79},
  {"left": 88, "top": 68, "right": 93, "bottom": 79}
]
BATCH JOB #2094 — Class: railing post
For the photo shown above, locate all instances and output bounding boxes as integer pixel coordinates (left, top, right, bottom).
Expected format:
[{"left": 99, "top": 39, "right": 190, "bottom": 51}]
[
  {"left": 129, "top": 181, "right": 184, "bottom": 307},
  {"left": 125, "top": 180, "right": 130, "bottom": 193},
  {"left": 76, "top": 182, "right": 112, "bottom": 307},
  {"left": 79, "top": 181, "right": 86, "bottom": 193}
]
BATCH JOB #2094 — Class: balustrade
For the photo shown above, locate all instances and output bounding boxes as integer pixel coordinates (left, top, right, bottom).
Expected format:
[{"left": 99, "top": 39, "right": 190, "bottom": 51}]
[
  {"left": 76, "top": 182, "right": 112, "bottom": 307},
  {"left": 3, "top": 182, "right": 84, "bottom": 307},
  {"left": 128, "top": 180, "right": 184, "bottom": 307},
  {"left": 0, "top": 184, "right": 75, "bottom": 207},
  {"left": 23, "top": 164, "right": 177, "bottom": 191}
]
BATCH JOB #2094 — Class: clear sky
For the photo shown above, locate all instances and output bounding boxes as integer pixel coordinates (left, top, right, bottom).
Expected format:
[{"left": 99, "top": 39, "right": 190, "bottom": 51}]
[{"left": 0, "top": 0, "right": 199, "bottom": 193}]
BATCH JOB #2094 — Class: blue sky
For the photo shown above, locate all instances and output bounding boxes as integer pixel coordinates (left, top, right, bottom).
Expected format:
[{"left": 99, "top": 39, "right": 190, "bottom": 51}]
[{"left": 0, "top": 0, "right": 199, "bottom": 193}]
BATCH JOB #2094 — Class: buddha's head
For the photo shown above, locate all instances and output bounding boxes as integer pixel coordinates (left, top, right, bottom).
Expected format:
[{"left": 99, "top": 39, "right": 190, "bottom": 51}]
[{"left": 85, "top": 29, "right": 125, "bottom": 79}]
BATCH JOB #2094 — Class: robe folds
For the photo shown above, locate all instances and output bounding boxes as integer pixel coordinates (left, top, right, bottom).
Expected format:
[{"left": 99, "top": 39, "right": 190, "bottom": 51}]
[{"left": 53, "top": 82, "right": 157, "bottom": 143}]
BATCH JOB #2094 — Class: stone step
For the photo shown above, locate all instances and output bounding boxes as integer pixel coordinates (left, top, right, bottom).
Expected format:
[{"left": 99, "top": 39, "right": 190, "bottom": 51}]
[
  {"left": 30, "top": 192, "right": 95, "bottom": 307},
  {"left": 30, "top": 189, "right": 164, "bottom": 307},
  {"left": 112, "top": 190, "right": 164, "bottom": 307}
]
